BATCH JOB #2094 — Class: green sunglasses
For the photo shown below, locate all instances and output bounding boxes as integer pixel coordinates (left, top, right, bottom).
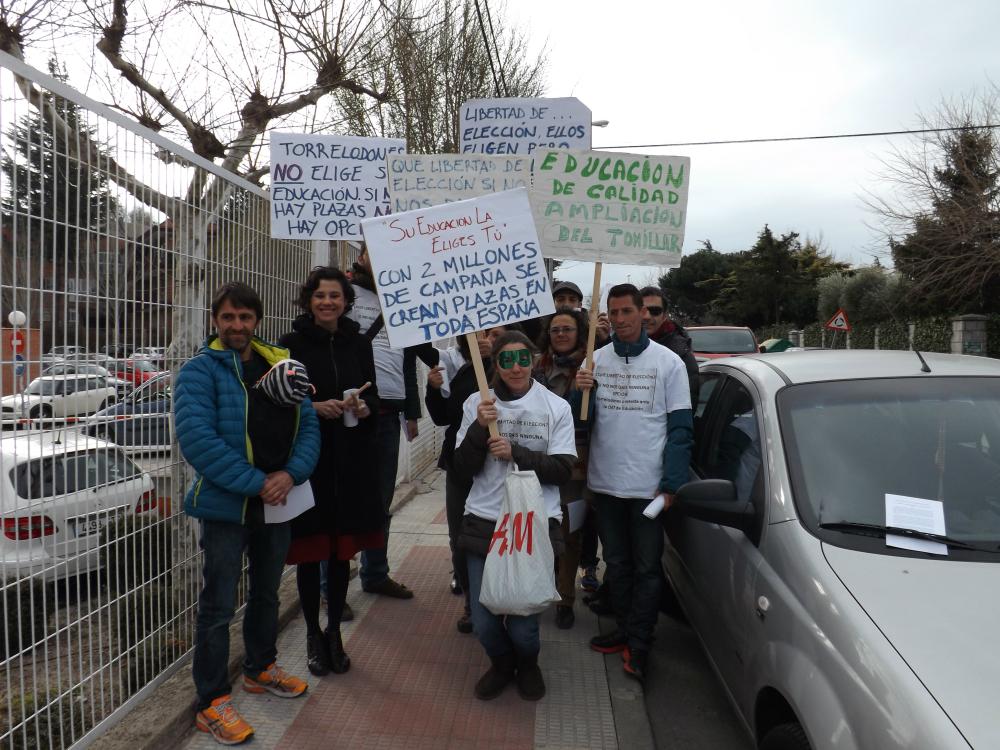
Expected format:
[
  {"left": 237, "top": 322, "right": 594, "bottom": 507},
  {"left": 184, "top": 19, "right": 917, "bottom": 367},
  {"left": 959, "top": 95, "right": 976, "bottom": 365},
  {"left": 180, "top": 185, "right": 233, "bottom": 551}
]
[{"left": 497, "top": 348, "right": 532, "bottom": 369}]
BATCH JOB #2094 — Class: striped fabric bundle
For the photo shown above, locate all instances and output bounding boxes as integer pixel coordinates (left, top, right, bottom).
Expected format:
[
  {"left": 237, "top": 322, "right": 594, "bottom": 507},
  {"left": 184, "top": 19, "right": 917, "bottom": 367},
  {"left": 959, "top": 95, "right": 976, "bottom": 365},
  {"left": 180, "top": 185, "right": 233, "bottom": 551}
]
[{"left": 254, "top": 358, "right": 314, "bottom": 406}]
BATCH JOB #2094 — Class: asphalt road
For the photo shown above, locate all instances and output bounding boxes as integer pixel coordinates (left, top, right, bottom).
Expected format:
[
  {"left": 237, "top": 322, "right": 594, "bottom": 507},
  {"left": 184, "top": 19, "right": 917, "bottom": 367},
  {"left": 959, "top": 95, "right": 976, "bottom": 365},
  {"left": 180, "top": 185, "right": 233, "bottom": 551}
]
[{"left": 645, "top": 608, "right": 754, "bottom": 750}]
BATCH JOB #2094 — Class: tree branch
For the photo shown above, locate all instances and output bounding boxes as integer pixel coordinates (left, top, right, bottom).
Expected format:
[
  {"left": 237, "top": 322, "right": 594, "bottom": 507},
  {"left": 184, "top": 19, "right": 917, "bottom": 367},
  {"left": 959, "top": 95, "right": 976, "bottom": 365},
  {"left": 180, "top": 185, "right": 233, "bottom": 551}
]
[{"left": 96, "top": 0, "right": 227, "bottom": 159}]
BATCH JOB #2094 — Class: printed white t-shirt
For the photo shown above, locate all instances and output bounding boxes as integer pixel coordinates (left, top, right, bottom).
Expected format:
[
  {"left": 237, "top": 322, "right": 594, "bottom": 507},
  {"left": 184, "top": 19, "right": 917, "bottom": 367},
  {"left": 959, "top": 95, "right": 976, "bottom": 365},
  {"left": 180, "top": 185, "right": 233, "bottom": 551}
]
[
  {"left": 347, "top": 285, "right": 406, "bottom": 400},
  {"left": 587, "top": 339, "right": 691, "bottom": 499},
  {"left": 456, "top": 380, "right": 577, "bottom": 521}
]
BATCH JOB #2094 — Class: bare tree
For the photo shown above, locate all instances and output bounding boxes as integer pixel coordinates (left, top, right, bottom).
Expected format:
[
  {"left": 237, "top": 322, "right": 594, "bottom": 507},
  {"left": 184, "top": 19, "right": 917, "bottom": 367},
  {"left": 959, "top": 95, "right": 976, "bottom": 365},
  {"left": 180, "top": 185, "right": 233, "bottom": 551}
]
[
  {"left": 865, "top": 91, "right": 1000, "bottom": 314},
  {"left": 0, "top": 0, "right": 396, "bottom": 363},
  {"left": 335, "top": 0, "right": 546, "bottom": 152}
]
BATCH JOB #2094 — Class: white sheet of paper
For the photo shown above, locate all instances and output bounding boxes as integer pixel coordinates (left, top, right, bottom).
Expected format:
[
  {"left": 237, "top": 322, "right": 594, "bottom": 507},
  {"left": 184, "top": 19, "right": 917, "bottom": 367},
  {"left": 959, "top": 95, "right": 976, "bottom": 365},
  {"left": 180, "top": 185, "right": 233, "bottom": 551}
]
[
  {"left": 264, "top": 481, "right": 315, "bottom": 524},
  {"left": 567, "top": 499, "right": 588, "bottom": 534},
  {"left": 885, "top": 493, "right": 947, "bottom": 555}
]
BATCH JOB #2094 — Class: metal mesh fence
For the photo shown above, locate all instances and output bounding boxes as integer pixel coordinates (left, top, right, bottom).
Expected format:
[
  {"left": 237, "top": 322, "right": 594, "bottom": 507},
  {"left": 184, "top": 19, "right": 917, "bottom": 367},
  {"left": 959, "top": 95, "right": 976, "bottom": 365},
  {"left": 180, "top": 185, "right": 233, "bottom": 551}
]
[{"left": 0, "top": 51, "right": 437, "bottom": 748}]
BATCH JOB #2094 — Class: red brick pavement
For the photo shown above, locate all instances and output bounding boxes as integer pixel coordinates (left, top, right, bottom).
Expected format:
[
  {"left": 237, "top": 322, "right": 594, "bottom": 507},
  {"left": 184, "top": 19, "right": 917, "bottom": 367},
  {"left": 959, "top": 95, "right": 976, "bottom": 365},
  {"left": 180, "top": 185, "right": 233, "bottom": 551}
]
[{"left": 277, "top": 546, "right": 536, "bottom": 750}]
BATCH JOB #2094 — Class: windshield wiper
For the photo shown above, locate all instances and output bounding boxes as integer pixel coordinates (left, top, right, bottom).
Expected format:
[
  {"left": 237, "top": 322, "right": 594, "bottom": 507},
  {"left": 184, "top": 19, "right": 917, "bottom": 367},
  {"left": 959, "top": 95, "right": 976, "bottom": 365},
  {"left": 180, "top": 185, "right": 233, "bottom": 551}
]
[{"left": 818, "top": 521, "right": 1000, "bottom": 553}]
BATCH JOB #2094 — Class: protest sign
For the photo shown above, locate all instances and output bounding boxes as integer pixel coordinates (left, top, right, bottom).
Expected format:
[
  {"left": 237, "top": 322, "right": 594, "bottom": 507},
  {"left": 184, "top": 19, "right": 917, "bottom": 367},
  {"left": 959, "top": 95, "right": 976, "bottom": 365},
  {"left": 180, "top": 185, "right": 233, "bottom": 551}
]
[
  {"left": 460, "top": 97, "right": 592, "bottom": 156},
  {"left": 360, "top": 187, "right": 554, "bottom": 350},
  {"left": 269, "top": 132, "right": 405, "bottom": 240},
  {"left": 388, "top": 154, "right": 531, "bottom": 213},
  {"left": 529, "top": 150, "right": 691, "bottom": 266}
]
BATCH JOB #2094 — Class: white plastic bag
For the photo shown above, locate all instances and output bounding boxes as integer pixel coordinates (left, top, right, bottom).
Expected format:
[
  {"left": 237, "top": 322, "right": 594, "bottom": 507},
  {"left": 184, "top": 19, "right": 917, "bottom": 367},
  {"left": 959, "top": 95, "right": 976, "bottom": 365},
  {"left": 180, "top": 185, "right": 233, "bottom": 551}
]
[{"left": 479, "top": 466, "right": 561, "bottom": 616}]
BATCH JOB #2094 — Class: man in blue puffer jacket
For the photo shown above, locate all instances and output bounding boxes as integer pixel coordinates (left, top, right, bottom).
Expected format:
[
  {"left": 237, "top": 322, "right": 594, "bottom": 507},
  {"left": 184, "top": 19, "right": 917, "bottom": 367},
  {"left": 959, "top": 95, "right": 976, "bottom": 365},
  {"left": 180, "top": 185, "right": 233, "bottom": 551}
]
[{"left": 174, "top": 281, "right": 320, "bottom": 746}]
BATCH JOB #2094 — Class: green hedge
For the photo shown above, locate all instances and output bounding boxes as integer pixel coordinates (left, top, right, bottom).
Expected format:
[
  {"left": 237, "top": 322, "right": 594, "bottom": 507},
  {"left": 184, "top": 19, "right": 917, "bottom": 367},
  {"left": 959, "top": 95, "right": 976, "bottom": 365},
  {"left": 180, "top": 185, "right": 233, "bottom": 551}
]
[
  {"left": 802, "top": 322, "right": 823, "bottom": 347},
  {"left": 912, "top": 316, "right": 952, "bottom": 353},
  {"left": 988, "top": 314, "right": 1000, "bottom": 358},
  {"left": 850, "top": 323, "right": 877, "bottom": 350},
  {"left": 877, "top": 321, "right": 910, "bottom": 350}
]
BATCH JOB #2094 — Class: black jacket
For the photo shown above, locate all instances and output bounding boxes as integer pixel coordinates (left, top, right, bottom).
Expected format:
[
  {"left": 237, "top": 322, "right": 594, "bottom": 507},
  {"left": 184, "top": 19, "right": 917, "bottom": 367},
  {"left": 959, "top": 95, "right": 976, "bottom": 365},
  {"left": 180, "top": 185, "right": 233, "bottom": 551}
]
[
  {"left": 651, "top": 321, "right": 700, "bottom": 405},
  {"left": 279, "top": 314, "right": 383, "bottom": 537},
  {"left": 425, "top": 358, "right": 487, "bottom": 471}
]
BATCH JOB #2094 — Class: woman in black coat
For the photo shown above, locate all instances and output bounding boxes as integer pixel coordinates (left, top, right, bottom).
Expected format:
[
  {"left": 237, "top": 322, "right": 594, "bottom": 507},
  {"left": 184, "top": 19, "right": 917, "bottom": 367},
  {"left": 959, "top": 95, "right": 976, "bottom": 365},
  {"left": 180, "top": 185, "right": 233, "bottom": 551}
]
[{"left": 280, "top": 266, "right": 383, "bottom": 677}]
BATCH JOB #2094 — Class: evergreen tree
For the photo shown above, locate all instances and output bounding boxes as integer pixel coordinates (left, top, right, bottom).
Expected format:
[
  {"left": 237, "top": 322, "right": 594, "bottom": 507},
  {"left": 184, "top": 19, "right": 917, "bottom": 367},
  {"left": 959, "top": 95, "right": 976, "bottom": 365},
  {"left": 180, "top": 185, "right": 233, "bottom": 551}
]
[
  {"left": 1, "top": 57, "right": 119, "bottom": 261},
  {"left": 890, "top": 127, "right": 1000, "bottom": 314}
]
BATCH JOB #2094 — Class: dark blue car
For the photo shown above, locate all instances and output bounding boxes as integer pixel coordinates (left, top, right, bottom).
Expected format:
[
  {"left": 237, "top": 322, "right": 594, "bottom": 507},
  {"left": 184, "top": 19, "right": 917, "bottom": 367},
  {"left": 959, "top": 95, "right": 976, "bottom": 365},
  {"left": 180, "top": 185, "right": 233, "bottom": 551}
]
[{"left": 86, "top": 373, "right": 171, "bottom": 451}]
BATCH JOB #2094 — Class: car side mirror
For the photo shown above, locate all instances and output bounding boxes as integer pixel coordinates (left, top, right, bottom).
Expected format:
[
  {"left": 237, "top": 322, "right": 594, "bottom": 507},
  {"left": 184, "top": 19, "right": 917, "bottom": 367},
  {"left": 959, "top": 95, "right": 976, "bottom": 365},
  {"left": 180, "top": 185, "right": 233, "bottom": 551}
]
[{"left": 674, "top": 479, "right": 755, "bottom": 534}]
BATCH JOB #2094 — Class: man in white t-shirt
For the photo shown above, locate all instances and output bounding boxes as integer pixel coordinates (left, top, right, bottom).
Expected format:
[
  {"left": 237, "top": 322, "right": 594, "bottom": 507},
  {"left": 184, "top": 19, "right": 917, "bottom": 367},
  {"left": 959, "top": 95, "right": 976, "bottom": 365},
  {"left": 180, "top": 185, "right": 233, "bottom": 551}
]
[{"left": 574, "top": 283, "right": 693, "bottom": 684}]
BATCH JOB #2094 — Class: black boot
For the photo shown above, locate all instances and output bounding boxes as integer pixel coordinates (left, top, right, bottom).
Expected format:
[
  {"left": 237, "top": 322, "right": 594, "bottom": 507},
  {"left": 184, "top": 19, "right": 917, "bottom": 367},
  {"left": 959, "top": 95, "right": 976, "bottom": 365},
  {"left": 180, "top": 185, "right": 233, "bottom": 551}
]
[
  {"left": 326, "top": 627, "right": 351, "bottom": 674},
  {"left": 515, "top": 653, "right": 546, "bottom": 701},
  {"left": 474, "top": 652, "right": 515, "bottom": 700},
  {"left": 306, "top": 630, "right": 331, "bottom": 676}
]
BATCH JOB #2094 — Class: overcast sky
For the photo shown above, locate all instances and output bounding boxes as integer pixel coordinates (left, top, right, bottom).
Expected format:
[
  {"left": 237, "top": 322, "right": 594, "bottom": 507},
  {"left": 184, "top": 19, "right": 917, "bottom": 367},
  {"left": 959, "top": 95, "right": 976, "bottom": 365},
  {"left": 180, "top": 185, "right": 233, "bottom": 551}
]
[{"left": 502, "top": 0, "right": 1000, "bottom": 290}]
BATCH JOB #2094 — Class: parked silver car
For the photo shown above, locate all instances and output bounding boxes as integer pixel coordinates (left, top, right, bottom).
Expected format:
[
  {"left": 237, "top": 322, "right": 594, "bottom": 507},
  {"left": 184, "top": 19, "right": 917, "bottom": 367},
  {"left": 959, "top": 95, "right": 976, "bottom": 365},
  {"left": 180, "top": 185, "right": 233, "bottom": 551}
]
[{"left": 664, "top": 350, "right": 1000, "bottom": 750}]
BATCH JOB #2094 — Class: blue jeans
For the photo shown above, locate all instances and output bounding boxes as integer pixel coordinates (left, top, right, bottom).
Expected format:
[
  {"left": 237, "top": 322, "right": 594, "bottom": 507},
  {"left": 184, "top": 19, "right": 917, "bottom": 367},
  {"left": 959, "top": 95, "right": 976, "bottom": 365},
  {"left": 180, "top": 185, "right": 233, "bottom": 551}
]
[
  {"left": 466, "top": 553, "right": 540, "bottom": 658},
  {"left": 593, "top": 493, "right": 664, "bottom": 652},
  {"left": 192, "top": 517, "right": 290, "bottom": 709},
  {"left": 360, "top": 411, "right": 402, "bottom": 588}
]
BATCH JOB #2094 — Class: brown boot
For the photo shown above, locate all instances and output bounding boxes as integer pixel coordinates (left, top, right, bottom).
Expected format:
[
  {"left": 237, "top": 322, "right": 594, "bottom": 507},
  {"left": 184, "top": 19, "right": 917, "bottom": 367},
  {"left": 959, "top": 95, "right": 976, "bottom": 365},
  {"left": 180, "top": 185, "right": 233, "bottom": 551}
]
[
  {"left": 474, "top": 652, "right": 515, "bottom": 700},
  {"left": 515, "top": 653, "right": 546, "bottom": 701}
]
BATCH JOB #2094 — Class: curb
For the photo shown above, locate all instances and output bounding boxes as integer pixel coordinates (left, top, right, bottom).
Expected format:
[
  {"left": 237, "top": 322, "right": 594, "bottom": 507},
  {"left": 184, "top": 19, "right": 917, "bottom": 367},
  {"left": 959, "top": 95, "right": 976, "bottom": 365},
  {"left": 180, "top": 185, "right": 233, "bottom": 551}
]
[
  {"left": 91, "top": 479, "right": 421, "bottom": 750},
  {"left": 598, "top": 613, "right": 657, "bottom": 750},
  {"left": 91, "top": 574, "right": 302, "bottom": 750}
]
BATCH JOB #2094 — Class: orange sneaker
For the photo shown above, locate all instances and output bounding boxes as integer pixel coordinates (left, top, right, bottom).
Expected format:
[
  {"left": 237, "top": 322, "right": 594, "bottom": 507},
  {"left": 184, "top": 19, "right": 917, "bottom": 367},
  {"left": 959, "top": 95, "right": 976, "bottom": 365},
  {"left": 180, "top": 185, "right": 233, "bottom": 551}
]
[
  {"left": 195, "top": 695, "right": 253, "bottom": 745},
  {"left": 243, "top": 663, "right": 308, "bottom": 698}
]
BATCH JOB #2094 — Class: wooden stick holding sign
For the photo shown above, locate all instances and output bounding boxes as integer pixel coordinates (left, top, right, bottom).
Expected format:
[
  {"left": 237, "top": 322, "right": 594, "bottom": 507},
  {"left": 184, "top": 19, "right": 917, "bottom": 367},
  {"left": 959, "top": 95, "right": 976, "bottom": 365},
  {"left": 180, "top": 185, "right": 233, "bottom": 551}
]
[
  {"left": 465, "top": 332, "right": 500, "bottom": 439},
  {"left": 579, "top": 262, "right": 603, "bottom": 420}
]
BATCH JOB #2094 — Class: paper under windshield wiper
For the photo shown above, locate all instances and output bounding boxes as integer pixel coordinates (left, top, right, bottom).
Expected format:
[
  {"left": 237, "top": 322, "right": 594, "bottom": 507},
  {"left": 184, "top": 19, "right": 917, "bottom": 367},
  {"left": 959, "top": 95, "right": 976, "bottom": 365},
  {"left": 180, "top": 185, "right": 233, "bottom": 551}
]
[{"left": 818, "top": 521, "right": 998, "bottom": 552}]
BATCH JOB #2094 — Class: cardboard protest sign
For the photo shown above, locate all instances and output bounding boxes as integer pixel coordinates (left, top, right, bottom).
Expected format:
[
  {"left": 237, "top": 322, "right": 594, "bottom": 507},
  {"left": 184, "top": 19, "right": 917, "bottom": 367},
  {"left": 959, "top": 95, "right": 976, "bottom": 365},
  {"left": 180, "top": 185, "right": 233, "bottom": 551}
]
[
  {"left": 360, "top": 188, "right": 554, "bottom": 349},
  {"left": 388, "top": 154, "right": 531, "bottom": 213},
  {"left": 529, "top": 150, "right": 691, "bottom": 266},
  {"left": 460, "top": 97, "right": 592, "bottom": 156},
  {"left": 269, "top": 132, "right": 405, "bottom": 240}
]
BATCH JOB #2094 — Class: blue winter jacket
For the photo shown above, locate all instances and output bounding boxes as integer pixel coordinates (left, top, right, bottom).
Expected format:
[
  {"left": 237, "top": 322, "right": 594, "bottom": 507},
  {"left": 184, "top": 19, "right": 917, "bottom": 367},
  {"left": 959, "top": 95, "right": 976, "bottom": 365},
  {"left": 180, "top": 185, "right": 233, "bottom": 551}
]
[{"left": 174, "top": 335, "right": 321, "bottom": 523}]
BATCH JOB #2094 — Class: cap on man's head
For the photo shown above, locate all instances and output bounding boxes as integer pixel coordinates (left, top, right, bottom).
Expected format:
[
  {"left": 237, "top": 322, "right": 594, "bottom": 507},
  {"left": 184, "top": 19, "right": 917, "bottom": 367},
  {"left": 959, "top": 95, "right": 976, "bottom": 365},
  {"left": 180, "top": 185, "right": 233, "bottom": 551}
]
[{"left": 552, "top": 280, "right": 583, "bottom": 301}]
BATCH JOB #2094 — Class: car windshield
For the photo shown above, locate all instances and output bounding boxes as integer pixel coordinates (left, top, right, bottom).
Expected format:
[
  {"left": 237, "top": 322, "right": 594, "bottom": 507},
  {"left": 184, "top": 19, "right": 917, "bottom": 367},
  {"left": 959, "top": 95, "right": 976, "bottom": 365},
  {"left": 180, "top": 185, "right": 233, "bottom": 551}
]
[
  {"left": 779, "top": 377, "right": 1000, "bottom": 555},
  {"left": 689, "top": 329, "right": 757, "bottom": 354},
  {"left": 25, "top": 379, "right": 62, "bottom": 395},
  {"left": 10, "top": 448, "right": 142, "bottom": 499},
  {"left": 133, "top": 377, "right": 171, "bottom": 403}
]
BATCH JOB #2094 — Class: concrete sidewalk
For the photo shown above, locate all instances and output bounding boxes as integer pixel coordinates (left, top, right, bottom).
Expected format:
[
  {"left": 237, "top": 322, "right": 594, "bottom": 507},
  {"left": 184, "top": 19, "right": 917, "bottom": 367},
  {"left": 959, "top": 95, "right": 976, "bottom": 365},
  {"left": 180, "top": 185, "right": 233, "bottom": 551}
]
[{"left": 171, "top": 470, "right": 650, "bottom": 750}]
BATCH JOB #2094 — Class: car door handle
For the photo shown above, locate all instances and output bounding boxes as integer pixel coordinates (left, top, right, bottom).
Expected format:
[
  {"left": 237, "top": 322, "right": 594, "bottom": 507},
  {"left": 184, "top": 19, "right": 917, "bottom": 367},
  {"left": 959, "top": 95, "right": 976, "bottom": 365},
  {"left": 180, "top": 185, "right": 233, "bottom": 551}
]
[{"left": 755, "top": 595, "right": 770, "bottom": 620}]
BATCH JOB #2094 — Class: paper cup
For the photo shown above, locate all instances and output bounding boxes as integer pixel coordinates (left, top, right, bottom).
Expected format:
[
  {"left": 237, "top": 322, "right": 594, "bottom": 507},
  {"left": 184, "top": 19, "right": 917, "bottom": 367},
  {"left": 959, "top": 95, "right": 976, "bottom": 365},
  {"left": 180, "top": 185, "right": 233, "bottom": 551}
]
[{"left": 342, "top": 388, "right": 360, "bottom": 427}]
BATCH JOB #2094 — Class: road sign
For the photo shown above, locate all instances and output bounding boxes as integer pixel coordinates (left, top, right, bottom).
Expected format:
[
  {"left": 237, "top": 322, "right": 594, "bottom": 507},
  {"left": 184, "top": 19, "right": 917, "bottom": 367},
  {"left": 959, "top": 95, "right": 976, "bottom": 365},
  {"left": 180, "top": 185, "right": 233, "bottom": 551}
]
[
  {"left": 14, "top": 354, "right": 25, "bottom": 376},
  {"left": 824, "top": 308, "right": 851, "bottom": 332},
  {"left": 9, "top": 329, "right": 24, "bottom": 350}
]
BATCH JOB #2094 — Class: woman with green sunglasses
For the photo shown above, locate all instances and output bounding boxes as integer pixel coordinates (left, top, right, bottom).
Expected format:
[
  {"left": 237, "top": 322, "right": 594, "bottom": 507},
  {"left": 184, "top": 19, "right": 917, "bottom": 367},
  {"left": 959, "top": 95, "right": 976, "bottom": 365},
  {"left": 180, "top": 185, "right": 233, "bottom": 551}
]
[{"left": 452, "top": 331, "right": 577, "bottom": 702}]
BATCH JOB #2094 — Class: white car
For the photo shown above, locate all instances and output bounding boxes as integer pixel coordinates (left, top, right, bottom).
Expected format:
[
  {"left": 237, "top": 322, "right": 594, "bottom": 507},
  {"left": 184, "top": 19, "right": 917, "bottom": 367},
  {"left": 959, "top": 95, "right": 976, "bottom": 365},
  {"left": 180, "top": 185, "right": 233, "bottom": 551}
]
[
  {"left": 41, "top": 363, "right": 133, "bottom": 398},
  {"left": 0, "top": 375, "right": 119, "bottom": 425},
  {"left": 0, "top": 431, "right": 156, "bottom": 581},
  {"left": 41, "top": 345, "right": 89, "bottom": 366}
]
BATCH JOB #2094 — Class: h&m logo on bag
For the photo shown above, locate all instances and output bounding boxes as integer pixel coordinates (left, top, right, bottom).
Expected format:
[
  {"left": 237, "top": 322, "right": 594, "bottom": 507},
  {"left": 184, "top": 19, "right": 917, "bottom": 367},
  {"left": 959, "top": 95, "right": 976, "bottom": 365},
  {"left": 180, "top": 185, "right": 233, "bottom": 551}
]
[{"left": 489, "top": 511, "right": 534, "bottom": 556}]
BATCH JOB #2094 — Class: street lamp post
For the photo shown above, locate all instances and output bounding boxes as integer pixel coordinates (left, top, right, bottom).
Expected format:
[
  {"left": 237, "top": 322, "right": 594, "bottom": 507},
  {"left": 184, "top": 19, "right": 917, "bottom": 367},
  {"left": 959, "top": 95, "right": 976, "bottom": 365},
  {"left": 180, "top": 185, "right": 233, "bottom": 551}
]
[{"left": 8, "top": 309, "right": 27, "bottom": 409}]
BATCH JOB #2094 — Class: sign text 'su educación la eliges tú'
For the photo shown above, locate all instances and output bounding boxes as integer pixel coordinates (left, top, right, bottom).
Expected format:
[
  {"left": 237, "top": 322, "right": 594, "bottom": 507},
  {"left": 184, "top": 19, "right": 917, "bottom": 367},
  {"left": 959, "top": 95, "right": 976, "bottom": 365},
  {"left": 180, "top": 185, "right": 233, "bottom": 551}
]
[{"left": 360, "top": 188, "right": 556, "bottom": 349}]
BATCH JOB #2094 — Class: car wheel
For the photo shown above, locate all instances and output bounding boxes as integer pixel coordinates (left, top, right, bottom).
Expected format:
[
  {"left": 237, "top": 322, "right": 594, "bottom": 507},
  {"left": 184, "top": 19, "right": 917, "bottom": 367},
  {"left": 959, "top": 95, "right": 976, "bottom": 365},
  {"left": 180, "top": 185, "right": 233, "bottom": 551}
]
[
  {"left": 30, "top": 404, "right": 53, "bottom": 419},
  {"left": 759, "top": 722, "right": 811, "bottom": 750},
  {"left": 99, "top": 398, "right": 115, "bottom": 411}
]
